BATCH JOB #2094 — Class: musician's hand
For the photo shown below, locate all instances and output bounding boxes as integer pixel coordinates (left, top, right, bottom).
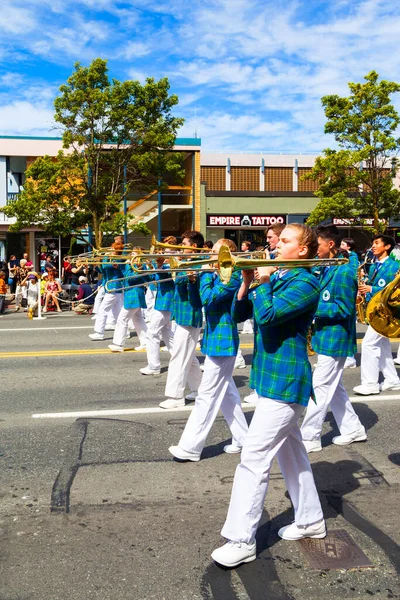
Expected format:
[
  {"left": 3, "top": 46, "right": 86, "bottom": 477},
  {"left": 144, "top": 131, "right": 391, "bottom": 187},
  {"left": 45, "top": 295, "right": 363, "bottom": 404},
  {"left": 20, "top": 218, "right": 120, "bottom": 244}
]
[
  {"left": 257, "top": 265, "right": 277, "bottom": 282},
  {"left": 359, "top": 283, "right": 372, "bottom": 294},
  {"left": 156, "top": 257, "right": 165, "bottom": 268},
  {"left": 187, "top": 270, "right": 197, "bottom": 282}
]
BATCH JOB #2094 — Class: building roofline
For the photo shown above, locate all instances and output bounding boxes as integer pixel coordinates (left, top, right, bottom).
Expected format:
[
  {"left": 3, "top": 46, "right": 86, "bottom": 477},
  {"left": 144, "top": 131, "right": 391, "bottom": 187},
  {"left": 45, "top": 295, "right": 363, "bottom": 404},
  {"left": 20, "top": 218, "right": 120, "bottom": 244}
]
[{"left": 0, "top": 135, "right": 201, "bottom": 146}]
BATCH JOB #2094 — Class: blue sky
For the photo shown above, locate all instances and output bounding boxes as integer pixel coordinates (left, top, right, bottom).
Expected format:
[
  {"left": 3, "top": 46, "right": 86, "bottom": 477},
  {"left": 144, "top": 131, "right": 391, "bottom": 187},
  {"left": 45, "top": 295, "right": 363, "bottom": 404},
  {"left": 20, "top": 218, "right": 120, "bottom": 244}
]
[{"left": 1, "top": 0, "right": 400, "bottom": 152}]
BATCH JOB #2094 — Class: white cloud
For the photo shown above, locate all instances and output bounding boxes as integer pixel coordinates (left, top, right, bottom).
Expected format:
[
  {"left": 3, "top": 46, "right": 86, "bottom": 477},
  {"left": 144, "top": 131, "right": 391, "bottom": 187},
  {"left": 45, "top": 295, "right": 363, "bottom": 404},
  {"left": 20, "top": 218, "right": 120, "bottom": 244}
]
[{"left": 0, "top": 101, "right": 55, "bottom": 136}]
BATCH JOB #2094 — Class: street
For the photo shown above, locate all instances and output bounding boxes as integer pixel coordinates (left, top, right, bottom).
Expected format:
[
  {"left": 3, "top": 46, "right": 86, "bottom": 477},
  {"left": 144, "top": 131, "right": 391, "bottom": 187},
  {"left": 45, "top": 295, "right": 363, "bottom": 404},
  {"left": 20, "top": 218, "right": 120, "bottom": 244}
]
[{"left": 0, "top": 311, "right": 399, "bottom": 600}]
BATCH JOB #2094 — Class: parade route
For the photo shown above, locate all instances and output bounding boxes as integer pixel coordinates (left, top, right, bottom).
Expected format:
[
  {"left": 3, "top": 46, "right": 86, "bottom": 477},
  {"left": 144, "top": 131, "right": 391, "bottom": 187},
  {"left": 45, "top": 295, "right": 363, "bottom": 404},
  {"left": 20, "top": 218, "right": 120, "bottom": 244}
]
[{"left": 1, "top": 312, "right": 400, "bottom": 600}]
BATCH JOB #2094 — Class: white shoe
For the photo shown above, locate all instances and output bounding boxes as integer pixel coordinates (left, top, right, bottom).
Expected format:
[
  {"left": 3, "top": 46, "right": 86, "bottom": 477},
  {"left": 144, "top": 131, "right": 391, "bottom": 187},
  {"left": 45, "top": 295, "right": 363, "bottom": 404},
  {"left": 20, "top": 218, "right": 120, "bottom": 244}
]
[
  {"left": 353, "top": 384, "right": 380, "bottom": 396},
  {"left": 234, "top": 357, "right": 246, "bottom": 369},
  {"left": 393, "top": 358, "right": 400, "bottom": 365},
  {"left": 278, "top": 519, "right": 326, "bottom": 540},
  {"left": 108, "top": 344, "right": 124, "bottom": 352},
  {"left": 241, "top": 328, "right": 253, "bottom": 335},
  {"left": 195, "top": 343, "right": 201, "bottom": 350},
  {"left": 344, "top": 357, "right": 357, "bottom": 369},
  {"left": 223, "top": 444, "right": 242, "bottom": 454},
  {"left": 161, "top": 346, "right": 169, "bottom": 352},
  {"left": 200, "top": 364, "right": 205, "bottom": 372},
  {"left": 133, "top": 344, "right": 147, "bottom": 351},
  {"left": 89, "top": 333, "right": 104, "bottom": 341},
  {"left": 302, "top": 439, "right": 322, "bottom": 453},
  {"left": 332, "top": 425, "right": 367, "bottom": 446},
  {"left": 211, "top": 541, "right": 256, "bottom": 567},
  {"left": 104, "top": 325, "right": 115, "bottom": 331},
  {"left": 168, "top": 445, "right": 200, "bottom": 461},
  {"left": 380, "top": 381, "right": 400, "bottom": 391},
  {"left": 140, "top": 366, "right": 161, "bottom": 376},
  {"left": 159, "top": 398, "right": 185, "bottom": 409},
  {"left": 185, "top": 390, "right": 198, "bottom": 401},
  {"left": 243, "top": 391, "right": 258, "bottom": 404},
  {"left": 91, "top": 315, "right": 96, "bottom": 320}
]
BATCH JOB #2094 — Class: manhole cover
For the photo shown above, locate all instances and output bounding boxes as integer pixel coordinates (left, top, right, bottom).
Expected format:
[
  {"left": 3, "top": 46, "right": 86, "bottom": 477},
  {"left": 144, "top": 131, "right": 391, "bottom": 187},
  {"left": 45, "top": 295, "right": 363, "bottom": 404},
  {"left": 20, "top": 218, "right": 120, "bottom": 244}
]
[{"left": 298, "top": 529, "right": 374, "bottom": 570}]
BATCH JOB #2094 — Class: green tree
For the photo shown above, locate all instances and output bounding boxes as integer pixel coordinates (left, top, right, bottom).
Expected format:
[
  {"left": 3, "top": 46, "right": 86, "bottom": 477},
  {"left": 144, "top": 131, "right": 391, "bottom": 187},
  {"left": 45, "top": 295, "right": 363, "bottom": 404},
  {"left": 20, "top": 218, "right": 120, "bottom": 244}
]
[
  {"left": 4, "top": 58, "right": 185, "bottom": 246},
  {"left": 306, "top": 71, "right": 400, "bottom": 233}
]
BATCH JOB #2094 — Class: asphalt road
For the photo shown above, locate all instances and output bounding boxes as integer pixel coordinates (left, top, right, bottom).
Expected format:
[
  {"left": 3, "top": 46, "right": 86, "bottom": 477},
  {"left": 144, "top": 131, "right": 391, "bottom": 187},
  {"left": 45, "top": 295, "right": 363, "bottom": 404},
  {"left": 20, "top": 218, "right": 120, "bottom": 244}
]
[{"left": 0, "top": 310, "right": 399, "bottom": 600}]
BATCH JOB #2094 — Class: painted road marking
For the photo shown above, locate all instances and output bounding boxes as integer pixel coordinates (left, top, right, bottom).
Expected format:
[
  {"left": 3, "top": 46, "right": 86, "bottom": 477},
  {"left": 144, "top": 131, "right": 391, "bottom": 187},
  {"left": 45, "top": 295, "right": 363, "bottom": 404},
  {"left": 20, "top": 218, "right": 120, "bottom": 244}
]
[{"left": 31, "top": 393, "right": 400, "bottom": 419}]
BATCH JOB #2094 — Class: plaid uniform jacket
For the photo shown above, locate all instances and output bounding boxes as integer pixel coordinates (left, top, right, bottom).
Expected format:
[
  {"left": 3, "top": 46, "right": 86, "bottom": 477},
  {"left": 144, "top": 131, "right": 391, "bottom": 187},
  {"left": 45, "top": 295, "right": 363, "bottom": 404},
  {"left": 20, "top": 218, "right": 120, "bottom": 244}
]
[
  {"left": 99, "top": 260, "right": 123, "bottom": 294},
  {"left": 153, "top": 265, "right": 175, "bottom": 312},
  {"left": 366, "top": 258, "right": 399, "bottom": 302},
  {"left": 121, "top": 263, "right": 149, "bottom": 310},
  {"left": 232, "top": 268, "right": 320, "bottom": 406},
  {"left": 172, "top": 271, "right": 203, "bottom": 328},
  {"left": 312, "top": 264, "right": 357, "bottom": 357},
  {"left": 199, "top": 270, "right": 241, "bottom": 356}
]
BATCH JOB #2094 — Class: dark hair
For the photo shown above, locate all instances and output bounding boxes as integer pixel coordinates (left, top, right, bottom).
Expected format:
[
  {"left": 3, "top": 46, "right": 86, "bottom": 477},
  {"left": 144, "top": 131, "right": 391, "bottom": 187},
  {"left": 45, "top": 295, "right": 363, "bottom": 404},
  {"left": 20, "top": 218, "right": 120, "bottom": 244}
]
[
  {"left": 203, "top": 240, "right": 213, "bottom": 249},
  {"left": 265, "top": 223, "right": 285, "bottom": 237},
  {"left": 315, "top": 225, "right": 342, "bottom": 249},
  {"left": 342, "top": 237, "right": 356, "bottom": 251},
  {"left": 0, "top": 270, "right": 5, "bottom": 278},
  {"left": 181, "top": 230, "right": 204, "bottom": 248},
  {"left": 372, "top": 234, "right": 395, "bottom": 253}
]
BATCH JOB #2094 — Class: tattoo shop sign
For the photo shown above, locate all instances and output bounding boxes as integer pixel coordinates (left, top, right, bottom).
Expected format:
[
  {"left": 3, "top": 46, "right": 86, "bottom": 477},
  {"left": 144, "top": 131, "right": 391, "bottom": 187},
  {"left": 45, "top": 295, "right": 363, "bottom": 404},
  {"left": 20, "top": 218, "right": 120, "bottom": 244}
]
[{"left": 206, "top": 214, "right": 286, "bottom": 228}]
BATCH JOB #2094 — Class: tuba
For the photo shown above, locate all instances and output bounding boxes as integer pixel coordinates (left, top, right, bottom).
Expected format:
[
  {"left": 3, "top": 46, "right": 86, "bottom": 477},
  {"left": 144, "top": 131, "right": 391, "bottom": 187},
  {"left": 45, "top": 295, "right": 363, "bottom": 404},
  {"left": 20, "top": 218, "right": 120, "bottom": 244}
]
[{"left": 366, "top": 271, "right": 400, "bottom": 338}]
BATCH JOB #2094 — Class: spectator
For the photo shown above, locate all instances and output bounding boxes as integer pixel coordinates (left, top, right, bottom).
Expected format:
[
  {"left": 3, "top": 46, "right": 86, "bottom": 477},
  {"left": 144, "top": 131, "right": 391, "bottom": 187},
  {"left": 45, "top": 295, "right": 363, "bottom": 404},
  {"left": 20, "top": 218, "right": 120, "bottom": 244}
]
[
  {"left": 43, "top": 271, "right": 62, "bottom": 313},
  {"left": 62, "top": 256, "right": 73, "bottom": 284},
  {"left": 7, "top": 255, "right": 19, "bottom": 294},
  {"left": 70, "top": 260, "right": 88, "bottom": 287},
  {"left": 241, "top": 240, "right": 252, "bottom": 253},
  {"left": 21, "top": 272, "right": 40, "bottom": 317},
  {"left": 44, "top": 255, "right": 57, "bottom": 274},
  {"left": 14, "top": 259, "right": 30, "bottom": 311},
  {"left": 22, "top": 253, "right": 34, "bottom": 270},
  {"left": 0, "top": 270, "right": 7, "bottom": 314},
  {"left": 73, "top": 276, "right": 95, "bottom": 314}
]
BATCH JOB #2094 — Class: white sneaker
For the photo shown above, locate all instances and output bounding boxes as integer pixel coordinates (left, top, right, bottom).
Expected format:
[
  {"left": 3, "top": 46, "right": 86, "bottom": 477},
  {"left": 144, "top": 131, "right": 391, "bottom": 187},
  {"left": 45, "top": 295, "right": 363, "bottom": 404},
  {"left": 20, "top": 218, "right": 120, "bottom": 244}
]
[
  {"left": 302, "top": 439, "right": 322, "bottom": 453},
  {"left": 223, "top": 444, "right": 242, "bottom": 454},
  {"left": 353, "top": 384, "right": 380, "bottom": 396},
  {"left": 108, "top": 344, "right": 124, "bottom": 352},
  {"left": 104, "top": 325, "right": 115, "bottom": 331},
  {"left": 241, "top": 328, "right": 253, "bottom": 335},
  {"left": 140, "top": 366, "right": 161, "bottom": 376},
  {"left": 200, "top": 364, "right": 205, "bottom": 372},
  {"left": 161, "top": 346, "right": 169, "bottom": 352},
  {"left": 133, "top": 344, "right": 146, "bottom": 351},
  {"left": 185, "top": 390, "right": 198, "bottom": 401},
  {"left": 243, "top": 391, "right": 258, "bottom": 404},
  {"left": 393, "top": 358, "right": 400, "bottom": 365},
  {"left": 168, "top": 445, "right": 200, "bottom": 461},
  {"left": 89, "top": 333, "right": 104, "bottom": 341},
  {"left": 159, "top": 398, "right": 185, "bottom": 409},
  {"left": 332, "top": 425, "right": 367, "bottom": 446},
  {"left": 211, "top": 541, "right": 256, "bottom": 567},
  {"left": 380, "top": 381, "right": 400, "bottom": 391},
  {"left": 344, "top": 357, "right": 357, "bottom": 369},
  {"left": 234, "top": 357, "right": 246, "bottom": 369},
  {"left": 91, "top": 315, "right": 96, "bottom": 320},
  {"left": 278, "top": 519, "right": 326, "bottom": 540}
]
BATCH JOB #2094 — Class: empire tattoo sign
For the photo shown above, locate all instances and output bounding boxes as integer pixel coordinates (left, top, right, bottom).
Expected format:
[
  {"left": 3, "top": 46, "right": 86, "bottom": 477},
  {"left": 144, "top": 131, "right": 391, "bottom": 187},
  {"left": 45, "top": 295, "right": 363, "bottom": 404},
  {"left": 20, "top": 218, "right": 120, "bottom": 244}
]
[{"left": 207, "top": 214, "right": 286, "bottom": 227}]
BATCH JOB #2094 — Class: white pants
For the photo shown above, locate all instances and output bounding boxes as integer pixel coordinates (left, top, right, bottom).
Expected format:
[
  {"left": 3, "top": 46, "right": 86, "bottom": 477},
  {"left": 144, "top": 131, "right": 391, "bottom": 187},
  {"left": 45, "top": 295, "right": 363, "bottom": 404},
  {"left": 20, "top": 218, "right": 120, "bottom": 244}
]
[
  {"left": 15, "top": 284, "right": 27, "bottom": 308},
  {"left": 94, "top": 292, "right": 123, "bottom": 335},
  {"left": 144, "top": 288, "right": 156, "bottom": 321},
  {"left": 361, "top": 325, "right": 400, "bottom": 387},
  {"left": 301, "top": 354, "right": 362, "bottom": 441},
  {"left": 92, "top": 284, "right": 105, "bottom": 315},
  {"left": 221, "top": 396, "right": 324, "bottom": 544},
  {"left": 165, "top": 324, "right": 202, "bottom": 399},
  {"left": 145, "top": 309, "right": 174, "bottom": 371},
  {"left": 178, "top": 355, "right": 248, "bottom": 454},
  {"left": 242, "top": 318, "right": 254, "bottom": 333},
  {"left": 113, "top": 307, "right": 147, "bottom": 347}
]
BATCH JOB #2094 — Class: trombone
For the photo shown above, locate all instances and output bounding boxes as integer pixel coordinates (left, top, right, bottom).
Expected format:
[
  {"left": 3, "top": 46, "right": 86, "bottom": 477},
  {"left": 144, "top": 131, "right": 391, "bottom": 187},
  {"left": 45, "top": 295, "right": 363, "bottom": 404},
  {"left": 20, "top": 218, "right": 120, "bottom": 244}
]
[{"left": 105, "top": 245, "right": 349, "bottom": 291}]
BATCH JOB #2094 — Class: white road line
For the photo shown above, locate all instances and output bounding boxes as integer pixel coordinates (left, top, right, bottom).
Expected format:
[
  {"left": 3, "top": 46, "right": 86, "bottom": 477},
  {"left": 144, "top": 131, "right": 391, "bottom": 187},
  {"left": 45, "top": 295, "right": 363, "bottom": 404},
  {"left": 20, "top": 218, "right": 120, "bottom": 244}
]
[
  {"left": 31, "top": 393, "right": 400, "bottom": 419},
  {"left": 0, "top": 326, "right": 94, "bottom": 332}
]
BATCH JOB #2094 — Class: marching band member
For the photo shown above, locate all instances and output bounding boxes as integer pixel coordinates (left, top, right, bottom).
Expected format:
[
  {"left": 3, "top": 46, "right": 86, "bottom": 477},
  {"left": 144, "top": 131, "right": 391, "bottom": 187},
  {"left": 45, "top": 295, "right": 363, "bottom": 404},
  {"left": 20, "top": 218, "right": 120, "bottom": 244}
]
[
  {"left": 264, "top": 223, "right": 285, "bottom": 257},
  {"left": 353, "top": 234, "right": 400, "bottom": 395},
  {"left": 168, "top": 238, "right": 248, "bottom": 461},
  {"left": 89, "top": 243, "right": 124, "bottom": 341},
  {"left": 108, "top": 248, "right": 149, "bottom": 352},
  {"left": 140, "top": 247, "right": 176, "bottom": 375},
  {"left": 301, "top": 225, "right": 366, "bottom": 451},
  {"left": 240, "top": 240, "right": 254, "bottom": 335},
  {"left": 211, "top": 224, "right": 326, "bottom": 569},
  {"left": 159, "top": 230, "right": 204, "bottom": 409},
  {"left": 340, "top": 237, "right": 359, "bottom": 369}
]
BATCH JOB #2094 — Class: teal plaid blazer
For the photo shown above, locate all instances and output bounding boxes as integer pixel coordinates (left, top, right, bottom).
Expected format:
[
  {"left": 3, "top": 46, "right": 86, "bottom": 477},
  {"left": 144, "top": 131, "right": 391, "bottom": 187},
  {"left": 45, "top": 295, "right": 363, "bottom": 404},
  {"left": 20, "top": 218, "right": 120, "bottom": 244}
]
[
  {"left": 173, "top": 272, "right": 203, "bottom": 328},
  {"left": 233, "top": 268, "right": 320, "bottom": 406},
  {"left": 199, "top": 270, "right": 241, "bottom": 356},
  {"left": 121, "top": 263, "right": 149, "bottom": 310},
  {"left": 99, "top": 259, "right": 123, "bottom": 294},
  {"left": 312, "top": 264, "right": 357, "bottom": 357},
  {"left": 366, "top": 257, "right": 399, "bottom": 302},
  {"left": 153, "top": 265, "right": 175, "bottom": 312}
]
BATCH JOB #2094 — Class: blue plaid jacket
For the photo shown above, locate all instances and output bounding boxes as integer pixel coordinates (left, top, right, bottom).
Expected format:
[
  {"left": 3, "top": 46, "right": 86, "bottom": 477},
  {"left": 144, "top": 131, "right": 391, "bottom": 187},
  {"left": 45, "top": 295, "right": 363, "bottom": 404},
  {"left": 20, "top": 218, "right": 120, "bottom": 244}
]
[
  {"left": 348, "top": 251, "right": 359, "bottom": 271},
  {"left": 173, "top": 271, "right": 203, "bottom": 328},
  {"left": 99, "top": 259, "right": 123, "bottom": 294},
  {"left": 312, "top": 264, "right": 357, "bottom": 357},
  {"left": 232, "top": 268, "right": 320, "bottom": 406},
  {"left": 121, "top": 263, "right": 149, "bottom": 309},
  {"left": 366, "top": 257, "right": 399, "bottom": 302},
  {"left": 153, "top": 265, "right": 175, "bottom": 312},
  {"left": 199, "top": 270, "right": 241, "bottom": 356}
]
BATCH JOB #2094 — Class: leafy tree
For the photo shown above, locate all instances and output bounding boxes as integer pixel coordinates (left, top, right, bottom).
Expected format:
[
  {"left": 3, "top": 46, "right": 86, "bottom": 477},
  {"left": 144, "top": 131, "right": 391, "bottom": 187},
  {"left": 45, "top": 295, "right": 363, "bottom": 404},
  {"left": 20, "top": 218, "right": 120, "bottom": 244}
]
[
  {"left": 4, "top": 58, "right": 185, "bottom": 246},
  {"left": 306, "top": 71, "right": 400, "bottom": 233}
]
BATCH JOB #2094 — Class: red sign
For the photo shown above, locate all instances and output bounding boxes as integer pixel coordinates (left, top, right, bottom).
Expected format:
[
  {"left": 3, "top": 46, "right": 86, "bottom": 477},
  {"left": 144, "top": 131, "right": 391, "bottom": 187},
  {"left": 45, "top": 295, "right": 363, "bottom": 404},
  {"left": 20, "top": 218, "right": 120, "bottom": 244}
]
[{"left": 207, "top": 214, "right": 286, "bottom": 227}]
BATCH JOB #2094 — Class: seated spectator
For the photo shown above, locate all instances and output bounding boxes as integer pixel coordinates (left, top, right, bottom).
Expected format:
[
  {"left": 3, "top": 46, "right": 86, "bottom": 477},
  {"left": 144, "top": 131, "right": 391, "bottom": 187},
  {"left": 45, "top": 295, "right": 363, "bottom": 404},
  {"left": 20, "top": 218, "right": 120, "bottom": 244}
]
[
  {"left": 73, "top": 276, "right": 95, "bottom": 314},
  {"left": 43, "top": 270, "right": 62, "bottom": 313},
  {"left": 21, "top": 272, "right": 40, "bottom": 317}
]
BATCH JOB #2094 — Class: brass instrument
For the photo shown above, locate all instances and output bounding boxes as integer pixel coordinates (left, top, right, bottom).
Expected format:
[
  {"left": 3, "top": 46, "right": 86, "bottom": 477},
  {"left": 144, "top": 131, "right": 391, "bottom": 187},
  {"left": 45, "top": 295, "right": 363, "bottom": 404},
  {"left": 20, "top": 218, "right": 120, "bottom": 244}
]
[
  {"left": 366, "top": 270, "right": 400, "bottom": 338},
  {"left": 356, "top": 261, "right": 368, "bottom": 324},
  {"left": 149, "top": 235, "right": 205, "bottom": 253}
]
